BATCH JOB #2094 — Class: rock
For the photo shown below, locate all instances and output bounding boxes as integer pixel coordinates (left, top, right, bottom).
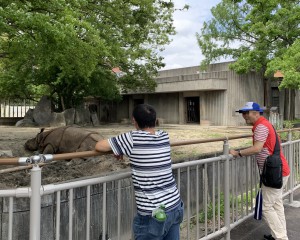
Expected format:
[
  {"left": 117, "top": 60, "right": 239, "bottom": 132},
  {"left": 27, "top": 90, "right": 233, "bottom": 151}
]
[
  {"left": 15, "top": 119, "right": 38, "bottom": 127},
  {"left": 50, "top": 112, "right": 66, "bottom": 127},
  {"left": 120, "top": 118, "right": 130, "bottom": 124},
  {"left": 32, "top": 96, "right": 52, "bottom": 126},
  {"left": 24, "top": 108, "right": 34, "bottom": 120},
  {"left": 64, "top": 108, "right": 75, "bottom": 125},
  {"left": 91, "top": 112, "right": 100, "bottom": 126},
  {"left": 75, "top": 108, "right": 91, "bottom": 125},
  {"left": 0, "top": 150, "right": 13, "bottom": 157}
]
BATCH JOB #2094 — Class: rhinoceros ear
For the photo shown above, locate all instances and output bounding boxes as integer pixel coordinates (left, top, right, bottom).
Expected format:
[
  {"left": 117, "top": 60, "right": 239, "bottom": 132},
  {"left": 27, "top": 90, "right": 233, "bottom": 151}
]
[{"left": 37, "top": 129, "right": 45, "bottom": 144}]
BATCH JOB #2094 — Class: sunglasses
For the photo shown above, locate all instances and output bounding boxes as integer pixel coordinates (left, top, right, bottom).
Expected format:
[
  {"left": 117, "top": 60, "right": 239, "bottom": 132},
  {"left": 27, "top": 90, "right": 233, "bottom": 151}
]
[{"left": 241, "top": 111, "right": 250, "bottom": 115}]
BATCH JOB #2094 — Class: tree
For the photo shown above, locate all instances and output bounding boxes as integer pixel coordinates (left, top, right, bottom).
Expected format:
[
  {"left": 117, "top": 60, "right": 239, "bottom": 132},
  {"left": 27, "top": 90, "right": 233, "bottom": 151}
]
[
  {"left": 267, "top": 40, "right": 300, "bottom": 89},
  {"left": 0, "top": 0, "right": 176, "bottom": 110},
  {"left": 266, "top": 40, "right": 300, "bottom": 120},
  {"left": 196, "top": 0, "right": 300, "bottom": 120}
]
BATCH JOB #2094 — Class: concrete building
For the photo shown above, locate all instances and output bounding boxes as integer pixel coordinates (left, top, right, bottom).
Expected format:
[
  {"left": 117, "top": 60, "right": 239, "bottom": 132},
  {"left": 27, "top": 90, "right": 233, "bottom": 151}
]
[
  {"left": 88, "top": 61, "right": 299, "bottom": 126},
  {"left": 113, "top": 61, "right": 264, "bottom": 126}
]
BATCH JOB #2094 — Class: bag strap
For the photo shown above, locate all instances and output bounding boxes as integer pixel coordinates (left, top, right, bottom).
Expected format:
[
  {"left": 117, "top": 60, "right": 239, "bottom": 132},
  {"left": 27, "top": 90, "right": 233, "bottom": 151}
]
[
  {"left": 259, "top": 177, "right": 262, "bottom": 188},
  {"left": 272, "top": 125, "right": 280, "bottom": 155},
  {"left": 259, "top": 125, "right": 280, "bottom": 185}
]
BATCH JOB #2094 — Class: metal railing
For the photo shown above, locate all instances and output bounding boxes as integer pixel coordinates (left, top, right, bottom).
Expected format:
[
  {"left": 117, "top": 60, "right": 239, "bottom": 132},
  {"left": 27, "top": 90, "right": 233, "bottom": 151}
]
[{"left": 0, "top": 130, "right": 299, "bottom": 240}]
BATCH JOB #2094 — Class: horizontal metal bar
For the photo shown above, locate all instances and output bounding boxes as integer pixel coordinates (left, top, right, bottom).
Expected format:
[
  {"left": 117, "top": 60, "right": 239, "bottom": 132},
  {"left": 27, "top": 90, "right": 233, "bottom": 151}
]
[
  {"left": 42, "top": 171, "right": 131, "bottom": 195},
  {"left": 0, "top": 188, "right": 29, "bottom": 198},
  {"left": 172, "top": 155, "right": 228, "bottom": 169},
  {"left": 200, "top": 226, "right": 228, "bottom": 240}
]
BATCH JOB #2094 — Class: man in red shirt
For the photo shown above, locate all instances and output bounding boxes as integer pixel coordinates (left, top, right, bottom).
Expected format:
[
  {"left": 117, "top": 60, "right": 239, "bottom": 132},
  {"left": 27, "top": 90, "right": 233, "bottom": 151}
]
[{"left": 230, "top": 102, "right": 290, "bottom": 240}]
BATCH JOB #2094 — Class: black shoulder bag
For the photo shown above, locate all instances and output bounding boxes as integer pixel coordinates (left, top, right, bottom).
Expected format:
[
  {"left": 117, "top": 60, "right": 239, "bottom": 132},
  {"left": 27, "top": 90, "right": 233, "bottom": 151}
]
[{"left": 261, "top": 126, "right": 283, "bottom": 189}]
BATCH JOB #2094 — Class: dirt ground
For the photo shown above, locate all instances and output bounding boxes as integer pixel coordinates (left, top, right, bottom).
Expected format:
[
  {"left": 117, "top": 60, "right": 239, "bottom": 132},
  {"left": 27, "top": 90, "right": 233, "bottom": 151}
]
[{"left": 0, "top": 124, "right": 253, "bottom": 188}]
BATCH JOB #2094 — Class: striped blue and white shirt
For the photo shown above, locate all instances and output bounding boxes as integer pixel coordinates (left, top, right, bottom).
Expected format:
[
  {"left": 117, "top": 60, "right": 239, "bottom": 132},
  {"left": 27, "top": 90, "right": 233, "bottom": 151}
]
[{"left": 108, "top": 130, "right": 181, "bottom": 215}]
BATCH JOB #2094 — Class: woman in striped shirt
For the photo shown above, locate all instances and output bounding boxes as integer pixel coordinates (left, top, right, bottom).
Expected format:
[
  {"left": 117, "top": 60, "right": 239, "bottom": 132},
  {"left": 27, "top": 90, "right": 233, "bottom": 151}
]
[{"left": 95, "top": 104, "right": 183, "bottom": 240}]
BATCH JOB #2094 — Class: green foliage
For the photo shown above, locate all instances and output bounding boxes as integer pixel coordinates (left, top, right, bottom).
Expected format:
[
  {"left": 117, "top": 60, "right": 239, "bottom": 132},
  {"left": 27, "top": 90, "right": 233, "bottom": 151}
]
[
  {"left": 290, "top": 119, "right": 300, "bottom": 125},
  {"left": 198, "top": 193, "right": 225, "bottom": 224},
  {"left": 197, "top": 0, "right": 300, "bottom": 80},
  {"left": 0, "top": 0, "right": 176, "bottom": 110},
  {"left": 198, "top": 190, "right": 254, "bottom": 224},
  {"left": 266, "top": 39, "right": 300, "bottom": 90},
  {"left": 279, "top": 121, "right": 300, "bottom": 141},
  {"left": 283, "top": 121, "right": 294, "bottom": 129}
]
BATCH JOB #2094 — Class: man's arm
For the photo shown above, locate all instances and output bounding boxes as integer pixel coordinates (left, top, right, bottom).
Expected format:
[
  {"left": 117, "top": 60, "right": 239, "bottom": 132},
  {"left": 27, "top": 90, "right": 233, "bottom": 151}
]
[
  {"left": 95, "top": 139, "right": 124, "bottom": 160},
  {"left": 230, "top": 141, "right": 264, "bottom": 157},
  {"left": 95, "top": 139, "right": 112, "bottom": 152}
]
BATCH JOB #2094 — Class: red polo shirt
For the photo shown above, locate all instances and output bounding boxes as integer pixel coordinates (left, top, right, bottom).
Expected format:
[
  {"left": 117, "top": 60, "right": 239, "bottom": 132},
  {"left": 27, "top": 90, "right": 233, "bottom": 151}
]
[{"left": 252, "top": 117, "right": 290, "bottom": 177}]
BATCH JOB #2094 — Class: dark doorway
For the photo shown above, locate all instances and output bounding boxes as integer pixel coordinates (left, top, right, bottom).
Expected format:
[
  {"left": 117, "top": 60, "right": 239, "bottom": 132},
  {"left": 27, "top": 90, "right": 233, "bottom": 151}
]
[
  {"left": 186, "top": 97, "right": 200, "bottom": 123},
  {"left": 271, "top": 87, "right": 279, "bottom": 108}
]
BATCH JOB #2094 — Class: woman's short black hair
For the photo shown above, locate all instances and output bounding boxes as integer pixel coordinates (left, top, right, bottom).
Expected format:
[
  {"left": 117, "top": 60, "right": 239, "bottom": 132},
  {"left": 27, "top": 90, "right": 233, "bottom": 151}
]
[{"left": 132, "top": 104, "right": 156, "bottom": 129}]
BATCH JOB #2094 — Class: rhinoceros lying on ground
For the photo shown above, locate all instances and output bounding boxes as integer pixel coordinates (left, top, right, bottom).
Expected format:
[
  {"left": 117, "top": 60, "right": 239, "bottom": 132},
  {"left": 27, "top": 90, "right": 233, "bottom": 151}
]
[{"left": 24, "top": 126, "right": 104, "bottom": 154}]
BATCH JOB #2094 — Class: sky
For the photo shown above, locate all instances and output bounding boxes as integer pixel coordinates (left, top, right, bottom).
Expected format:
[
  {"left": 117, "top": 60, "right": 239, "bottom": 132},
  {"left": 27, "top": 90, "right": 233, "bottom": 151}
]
[{"left": 161, "top": 0, "right": 222, "bottom": 70}]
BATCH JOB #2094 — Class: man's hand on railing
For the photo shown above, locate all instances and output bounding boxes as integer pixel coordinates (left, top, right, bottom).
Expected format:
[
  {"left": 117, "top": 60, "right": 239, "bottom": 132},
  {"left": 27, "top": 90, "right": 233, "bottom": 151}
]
[{"left": 229, "top": 149, "right": 240, "bottom": 158}]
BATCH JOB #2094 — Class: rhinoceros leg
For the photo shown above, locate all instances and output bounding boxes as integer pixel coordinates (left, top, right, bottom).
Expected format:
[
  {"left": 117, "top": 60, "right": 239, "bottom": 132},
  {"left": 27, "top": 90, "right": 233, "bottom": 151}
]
[{"left": 43, "top": 144, "right": 55, "bottom": 154}]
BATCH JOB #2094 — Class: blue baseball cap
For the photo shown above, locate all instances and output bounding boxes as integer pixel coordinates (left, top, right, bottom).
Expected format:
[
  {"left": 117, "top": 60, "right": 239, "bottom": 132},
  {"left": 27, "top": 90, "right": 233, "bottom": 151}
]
[{"left": 236, "top": 102, "right": 264, "bottom": 113}]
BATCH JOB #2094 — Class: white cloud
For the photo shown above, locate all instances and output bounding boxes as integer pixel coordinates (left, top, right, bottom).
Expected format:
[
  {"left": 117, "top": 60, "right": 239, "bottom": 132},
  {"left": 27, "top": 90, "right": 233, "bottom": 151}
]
[{"left": 160, "top": 0, "right": 221, "bottom": 70}]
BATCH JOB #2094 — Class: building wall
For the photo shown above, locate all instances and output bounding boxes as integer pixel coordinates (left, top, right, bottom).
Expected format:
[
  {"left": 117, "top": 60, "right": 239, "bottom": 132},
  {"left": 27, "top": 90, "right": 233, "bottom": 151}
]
[
  {"left": 156, "top": 63, "right": 264, "bottom": 126},
  {"left": 113, "top": 62, "right": 265, "bottom": 126},
  {"left": 157, "top": 61, "right": 235, "bottom": 78},
  {"left": 116, "top": 96, "right": 130, "bottom": 121},
  {"left": 144, "top": 93, "right": 180, "bottom": 124},
  {"left": 199, "top": 91, "right": 226, "bottom": 125},
  {"left": 226, "top": 70, "right": 264, "bottom": 126}
]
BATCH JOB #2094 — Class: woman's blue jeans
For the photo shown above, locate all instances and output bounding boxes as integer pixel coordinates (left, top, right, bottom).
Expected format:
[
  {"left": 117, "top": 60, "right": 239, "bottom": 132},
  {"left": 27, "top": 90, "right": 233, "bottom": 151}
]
[{"left": 133, "top": 201, "right": 184, "bottom": 240}]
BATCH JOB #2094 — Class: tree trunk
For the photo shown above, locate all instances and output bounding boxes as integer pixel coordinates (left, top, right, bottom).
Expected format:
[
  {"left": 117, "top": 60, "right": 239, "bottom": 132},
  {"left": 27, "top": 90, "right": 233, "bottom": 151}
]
[
  {"left": 60, "top": 96, "right": 66, "bottom": 111},
  {"left": 284, "top": 89, "right": 289, "bottom": 120},
  {"left": 263, "top": 77, "right": 270, "bottom": 108},
  {"left": 284, "top": 89, "right": 295, "bottom": 121},
  {"left": 290, "top": 89, "right": 295, "bottom": 120}
]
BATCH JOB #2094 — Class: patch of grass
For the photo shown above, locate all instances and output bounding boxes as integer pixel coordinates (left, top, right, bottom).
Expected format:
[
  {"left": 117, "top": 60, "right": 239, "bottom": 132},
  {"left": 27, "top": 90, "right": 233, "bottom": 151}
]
[
  {"left": 237, "top": 139, "right": 252, "bottom": 148},
  {"left": 171, "top": 152, "right": 200, "bottom": 163},
  {"left": 279, "top": 121, "right": 300, "bottom": 141},
  {"left": 198, "top": 194, "right": 225, "bottom": 224},
  {"left": 198, "top": 189, "right": 256, "bottom": 224},
  {"left": 206, "top": 133, "right": 224, "bottom": 138}
]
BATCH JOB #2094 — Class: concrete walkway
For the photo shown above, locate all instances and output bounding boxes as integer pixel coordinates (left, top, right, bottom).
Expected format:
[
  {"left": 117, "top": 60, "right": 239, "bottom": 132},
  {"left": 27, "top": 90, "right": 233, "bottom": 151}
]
[{"left": 227, "top": 188, "right": 300, "bottom": 240}]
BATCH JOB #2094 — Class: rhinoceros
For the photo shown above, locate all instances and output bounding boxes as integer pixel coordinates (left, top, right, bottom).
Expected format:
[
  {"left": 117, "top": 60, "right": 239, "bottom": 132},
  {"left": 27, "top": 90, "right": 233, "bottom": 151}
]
[{"left": 24, "top": 126, "right": 104, "bottom": 154}]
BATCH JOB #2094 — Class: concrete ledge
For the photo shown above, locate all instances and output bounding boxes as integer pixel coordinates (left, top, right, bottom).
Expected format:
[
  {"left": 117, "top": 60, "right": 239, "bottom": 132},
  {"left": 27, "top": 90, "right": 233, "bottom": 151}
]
[
  {"left": 284, "top": 199, "right": 300, "bottom": 208},
  {"left": 0, "top": 117, "right": 23, "bottom": 126}
]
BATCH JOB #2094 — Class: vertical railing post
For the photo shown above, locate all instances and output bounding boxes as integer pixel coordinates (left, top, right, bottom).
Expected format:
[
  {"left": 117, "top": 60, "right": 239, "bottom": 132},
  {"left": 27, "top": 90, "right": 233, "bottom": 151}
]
[
  {"left": 288, "top": 130, "right": 294, "bottom": 203},
  {"left": 30, "top": 164, "right": 41, "bottom": 240},
  {"left": 8, "top": 197, "right": 13, "bottom": 240},
  {"left": 186, "top": 166, "right": 191, "bottom": 240},
  {"left": 102, "top": 183, "right": 107, "bottom": 240},
  {"left": 223, "top": 140, "right": 230, "bottom": 240}
]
